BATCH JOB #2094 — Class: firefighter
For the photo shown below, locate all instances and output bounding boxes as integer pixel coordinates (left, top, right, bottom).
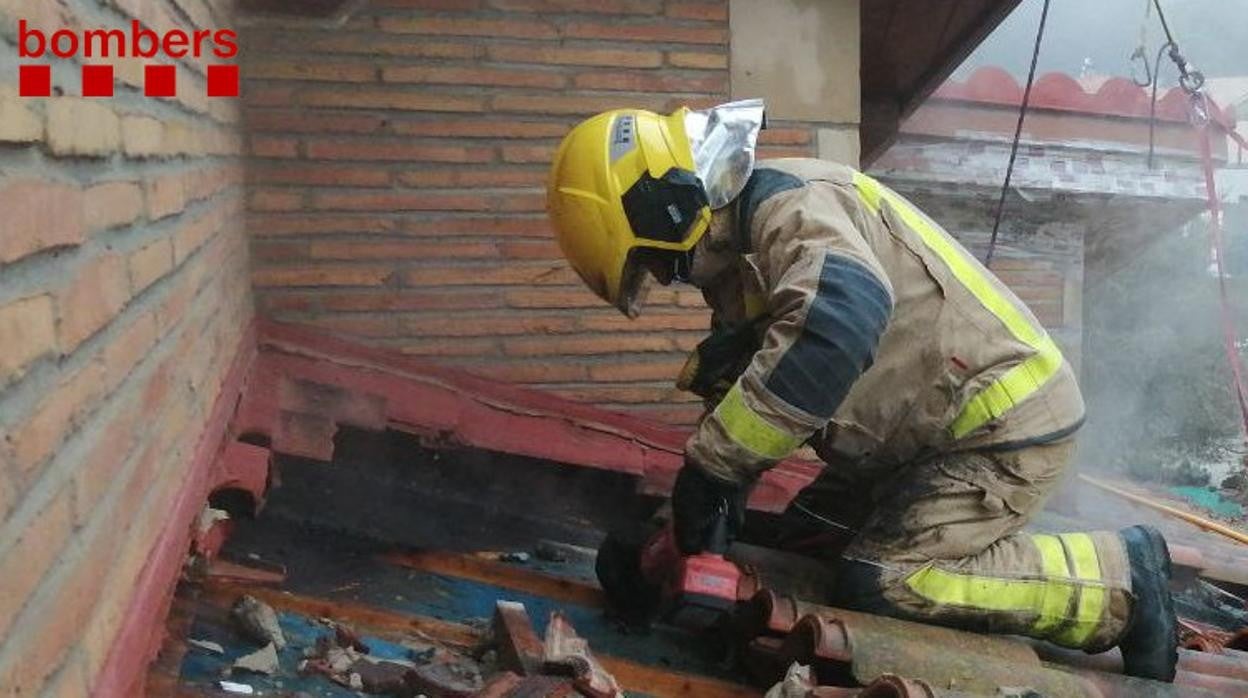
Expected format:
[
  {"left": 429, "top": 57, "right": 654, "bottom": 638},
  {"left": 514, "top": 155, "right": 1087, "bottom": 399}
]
[{"left": 545, "top": 102, "right": 1178, "bottom": 682}]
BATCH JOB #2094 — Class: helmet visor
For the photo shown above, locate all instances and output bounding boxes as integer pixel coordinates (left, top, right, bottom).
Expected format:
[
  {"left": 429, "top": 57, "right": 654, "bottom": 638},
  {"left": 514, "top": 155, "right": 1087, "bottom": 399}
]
[{"left": 684, "top": 98, "right": 766, "bottom": 209}]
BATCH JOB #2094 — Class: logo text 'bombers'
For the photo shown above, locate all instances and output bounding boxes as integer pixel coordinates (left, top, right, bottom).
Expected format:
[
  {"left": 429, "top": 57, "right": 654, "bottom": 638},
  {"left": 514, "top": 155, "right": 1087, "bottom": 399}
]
[{"left": 18, "top": 20, "right": 240, "bottom": 98}]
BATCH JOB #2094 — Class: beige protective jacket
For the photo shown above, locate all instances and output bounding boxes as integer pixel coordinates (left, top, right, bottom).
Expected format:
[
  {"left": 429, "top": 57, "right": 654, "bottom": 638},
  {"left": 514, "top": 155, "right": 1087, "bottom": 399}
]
[{"left": 684, "top": 159, "right": 1085, "bottom": 484}]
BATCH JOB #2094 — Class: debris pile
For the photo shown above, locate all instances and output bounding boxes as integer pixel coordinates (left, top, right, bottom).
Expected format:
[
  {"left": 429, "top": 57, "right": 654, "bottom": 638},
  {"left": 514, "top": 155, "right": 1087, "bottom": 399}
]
[{"left": 201, "top": 592, "right": 622, "bottom": 697}]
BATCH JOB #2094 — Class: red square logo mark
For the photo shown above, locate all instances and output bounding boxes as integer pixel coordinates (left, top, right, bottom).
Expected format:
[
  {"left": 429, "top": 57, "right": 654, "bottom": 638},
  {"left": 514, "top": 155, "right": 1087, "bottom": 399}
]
[
  {"left": 207, "top": 64, "right": 239, "bottom": 98},
  {"left": 144, "top": 64, "right": 176, "bottom": 97},
  {"left": 19, "top": 65, "right": 51, "bottom": 97},
  {"left": 82, "top": 65, "right": 114, "bottom": 97}
]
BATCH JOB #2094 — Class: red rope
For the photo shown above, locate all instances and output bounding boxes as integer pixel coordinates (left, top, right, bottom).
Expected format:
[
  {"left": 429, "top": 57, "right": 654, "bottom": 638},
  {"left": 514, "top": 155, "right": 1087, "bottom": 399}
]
[{"left": 1195, "top": 119, "right": 1248, "bottom": 446}]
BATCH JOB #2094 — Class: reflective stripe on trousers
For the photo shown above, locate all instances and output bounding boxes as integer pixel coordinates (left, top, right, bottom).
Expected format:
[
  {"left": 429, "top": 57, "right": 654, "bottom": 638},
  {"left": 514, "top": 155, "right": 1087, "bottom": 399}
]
[
  {"left": 851, "top": 172, "right": 1064, "bottom": 440},
  {"left": 903, "top": 533, "right": 1107, "bottom": 647}
]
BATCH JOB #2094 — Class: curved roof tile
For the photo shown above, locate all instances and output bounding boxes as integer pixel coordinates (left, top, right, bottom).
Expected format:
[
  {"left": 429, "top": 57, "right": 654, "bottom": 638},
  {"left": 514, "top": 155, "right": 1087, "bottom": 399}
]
[{"left": 933, "top": 66, "right": 1229, "bottom": 123}]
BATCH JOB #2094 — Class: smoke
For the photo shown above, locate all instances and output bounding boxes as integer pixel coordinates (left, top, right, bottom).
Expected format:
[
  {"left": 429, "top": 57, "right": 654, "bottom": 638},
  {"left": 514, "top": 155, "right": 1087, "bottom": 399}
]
[{"left": 1081, "top": 210, "right": 1247, "bottom": 485}]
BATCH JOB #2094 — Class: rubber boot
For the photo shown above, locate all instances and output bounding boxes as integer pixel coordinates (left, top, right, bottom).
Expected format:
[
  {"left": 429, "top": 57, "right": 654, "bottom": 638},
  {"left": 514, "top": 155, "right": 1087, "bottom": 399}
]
[{"left": 1117, "top": 525, "right": 1178, "bottom": 682}]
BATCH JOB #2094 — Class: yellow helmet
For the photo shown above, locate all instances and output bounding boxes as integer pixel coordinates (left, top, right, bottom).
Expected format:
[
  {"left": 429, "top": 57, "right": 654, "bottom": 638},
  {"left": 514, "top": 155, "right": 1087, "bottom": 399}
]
[{"left": 547, "top": 108, "right": 712, "bottom": 317}]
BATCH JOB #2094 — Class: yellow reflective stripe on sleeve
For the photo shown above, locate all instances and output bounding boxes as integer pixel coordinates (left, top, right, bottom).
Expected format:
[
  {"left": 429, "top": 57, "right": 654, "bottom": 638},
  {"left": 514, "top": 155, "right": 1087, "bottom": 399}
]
[
  {"left": 852, "top": 172, "right": 1064, "bottom": 439},
  {"left": 1054, "top": 533, "right": 1107, "bottom": 647},
  {"left": 713, "top": 382, "right": 804, "bottom": 460},
  {"left": 1032, "top": 534, "right": 1075, "bottom": 637}
]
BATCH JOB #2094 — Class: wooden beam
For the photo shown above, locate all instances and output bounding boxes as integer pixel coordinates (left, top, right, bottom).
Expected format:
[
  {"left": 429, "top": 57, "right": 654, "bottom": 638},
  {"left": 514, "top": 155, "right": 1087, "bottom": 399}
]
[{"left": 380, "top": 549, "right": 607, "bottom": 609}]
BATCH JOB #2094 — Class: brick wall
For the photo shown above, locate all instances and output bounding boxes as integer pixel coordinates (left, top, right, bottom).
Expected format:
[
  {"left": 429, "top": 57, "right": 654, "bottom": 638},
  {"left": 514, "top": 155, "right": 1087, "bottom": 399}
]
[
  {"left": 0, "top": 1, "right": 250, "bottom": 695},
  {"left": 241, "top": 0, "right": 820, "bottom": 426}
]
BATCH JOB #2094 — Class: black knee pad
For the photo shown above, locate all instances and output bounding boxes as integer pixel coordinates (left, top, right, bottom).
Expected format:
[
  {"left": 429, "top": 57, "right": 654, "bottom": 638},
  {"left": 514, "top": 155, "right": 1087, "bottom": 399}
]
[{"left": 831, "top": 558, "right": 896, "bottom": 616}]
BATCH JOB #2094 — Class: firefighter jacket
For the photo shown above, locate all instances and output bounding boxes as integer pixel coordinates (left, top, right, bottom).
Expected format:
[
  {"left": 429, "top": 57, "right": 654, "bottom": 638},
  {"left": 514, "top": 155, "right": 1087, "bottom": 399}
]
[{"left": 684, "top": 159, "right": 1085, "bottom": 485}]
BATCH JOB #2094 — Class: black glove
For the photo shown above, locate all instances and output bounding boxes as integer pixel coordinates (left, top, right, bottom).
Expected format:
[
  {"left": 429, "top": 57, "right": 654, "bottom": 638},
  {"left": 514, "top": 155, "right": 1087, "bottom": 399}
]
[
  {"left": 675, "top": 320, "right": 763, "bottom": 403},
  {"left": 671, "top": 461, "right": 748, "bottom": 555}
]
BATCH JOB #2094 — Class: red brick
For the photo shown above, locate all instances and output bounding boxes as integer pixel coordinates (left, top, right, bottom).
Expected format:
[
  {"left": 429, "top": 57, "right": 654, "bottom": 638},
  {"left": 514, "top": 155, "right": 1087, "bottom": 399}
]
[
  {"left": 396, "top": 338, "right": 499, "bottom": 357},
  {"left": 12, "top": 359, "right": 108, "bottom": 481},
  {"left": 173, "top": 206, "right": 224, "bottom": 264},
  {"left": 83, "top": 181, "right": 143, "bottom": 232},
  {"left": 250, "top": 188, "right": 305, "bottom": 211},
  {"left": 0, "top": 487, "right": 74, "bottom": 641},
  {"left": 382, "top": 66, "right": 565, "bottom": 90},
  {"left": 489, "top": 0, "right": 659, "bottom": 11},
  {"left": 100, "top": 312, "right": 157, "bottom": 395},
  {"left": 41, "top": 651, "right": 89, "bottom": 698},
  {"left": 495, "top": 191, "right": 547, "bottom": 212},
  {"left": 499, "top": 240, "right": 561, "bottom": 259},
  {"left": 587, "top": 360, "right": 688, "bottom": 382},
  {"left": 314, "top": 289, "right": 503, "bottom": 312},
  {"left": 462, "top": 361, "right": 591, "bottom": 383},
  {"left": 127, "top": 239, "right": 174, "bottom": 293},
  {"left": 251, "top": 240, "right": 308, "bottom": 263},
  {"left": 0, "top": 295, "right": 57, "bottom": 384},
  {"left": 312, "top": 191, "right": 495, "bottom": 212},
  {"left": 399, "top": 314, "right": 578, "bottom": 336},
  {"left": 247, "top": 59, "right": 377, "bottom": 83},
  {"left": 309, "top": 241, "right": 498, "bottom": 259},
  {"left": 252, "top": 266, "right": 393, "bottom": 287},
  {"left": 756, "top": 145, "right": 814, "bottom": 159},
  {"left": 391, "top": 119, "right": 568, "bottom": 139},
  {"left": 504, "top": 288, "right": 604, "bottom": 308},
  {"left": 579, "top": 312, "right": 707, "bottom": 332},
  {"left": 252, "top": 163, "right": 393, "bottom": 188},
  {"left": 248, "top": 214, "right": 399, "bottom": 237},
  {"left": 300, "top": 89, "right": 485, "bottom": 113},
  {"left": 69, "top": 407, "right": 136, "bottom": 527},
  {"left": 145, "top": 172, "right": 187, "bottom": 220},
  {"left": 499, "top": 46, "right": 661, "bottom": 72},
  {"left": 500, "top": 144, "right": 557, "bottom": 164},
  {"left": 397, "top": 168, "right": 545, "bottom": 188},
  {"left": 303, "top": 314, "right": 398, "bottom": 338},
  {"left": 665, "top": 0, "right": 726, "bottom": 20},
  {"left": 5, "top": 491, "right": 123, "bottom": 698},
  {"left": 297, "top": 35, "right": 482, "bottom": 59},
  {"left": 251, "top": 135, "right": 299, "bottom": 158},
  {"left": 493, "top": 93, "right": 668, "bottom": 115},
  {"left": 57, "top": 253, "right": 130, "bottom": 352},
  {"left": 573, "top": 70, "right": 727, "bottom": 94},
  {"left": 758, "top": 127, "right": 813, "bottom": 145},
  {"left": 246, "top": 109, "right": 386, "bottom": 134},
  {"left": 503, "top": 334, "right": 677, "bottom": 356},
  {"left": 666, "top": 51, "right": 728, "bottom": 69},
  {"left": 402, "top": 216, "right": 551, "bottom": 237},
  {"left": 563, "top": 20, "right": 726, "bottom": 44},
  {"left": 305, "top": 139, "right": 494, "bottom": 163},
  {"left": 371, "top": 0, "right": 482, "bottom": 8},
  {"left": 406, "top": 262, "right": 580, "bottom": 286},
  {"left": 378, "top": 15, "right": 558, "bottom": 38},
  {"left": 0, "top": 180, "right": 85, "bottom": 264},
  {"left": 242, "top": 84, "right": 297, "bottom": 108}
]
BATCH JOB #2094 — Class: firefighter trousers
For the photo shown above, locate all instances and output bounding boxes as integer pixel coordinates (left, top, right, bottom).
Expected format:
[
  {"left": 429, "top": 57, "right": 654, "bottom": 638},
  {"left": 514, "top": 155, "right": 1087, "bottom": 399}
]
[{"left": 791, "top": 439, "right": 1133, "bottom": 652}]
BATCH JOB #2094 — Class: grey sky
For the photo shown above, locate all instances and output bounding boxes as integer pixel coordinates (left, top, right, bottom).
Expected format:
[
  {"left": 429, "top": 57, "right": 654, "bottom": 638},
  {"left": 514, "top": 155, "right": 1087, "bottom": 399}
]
[{"left": 958, "top": 0, "right": 1248, "bottom": 84}]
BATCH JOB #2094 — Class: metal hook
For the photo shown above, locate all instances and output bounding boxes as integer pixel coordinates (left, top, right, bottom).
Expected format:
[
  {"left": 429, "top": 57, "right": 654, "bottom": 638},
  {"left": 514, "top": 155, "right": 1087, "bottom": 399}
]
[{"left": 1130, "top": 46, "right": 1153, "bottom": 87}]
